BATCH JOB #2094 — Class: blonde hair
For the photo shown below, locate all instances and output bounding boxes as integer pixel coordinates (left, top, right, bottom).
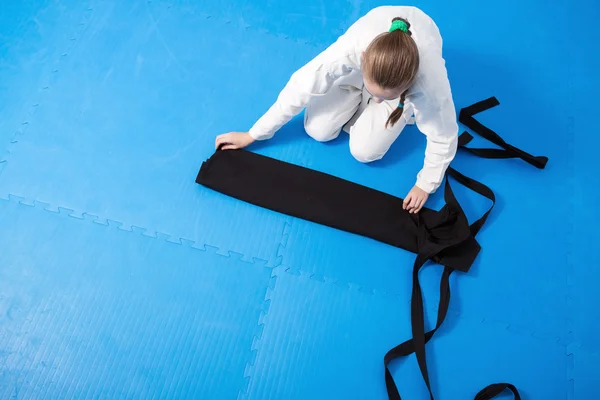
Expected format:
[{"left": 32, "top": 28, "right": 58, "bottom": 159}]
[{"left": 362, "top": 17, "right": 419, "bottom": 128}]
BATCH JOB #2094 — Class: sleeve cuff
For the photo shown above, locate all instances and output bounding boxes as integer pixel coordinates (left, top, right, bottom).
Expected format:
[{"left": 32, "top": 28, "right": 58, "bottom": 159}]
[
  {"left": 415, "top": 176, "right": 437, "bottom": 194},
  {"left": 248, "top": 125, "right": 273, "bottom": 141}
]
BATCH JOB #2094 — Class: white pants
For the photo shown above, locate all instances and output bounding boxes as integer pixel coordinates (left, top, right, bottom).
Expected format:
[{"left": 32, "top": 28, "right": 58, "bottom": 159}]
[{"left": 303, "top": 74, "right": 414, "bottom": 163}]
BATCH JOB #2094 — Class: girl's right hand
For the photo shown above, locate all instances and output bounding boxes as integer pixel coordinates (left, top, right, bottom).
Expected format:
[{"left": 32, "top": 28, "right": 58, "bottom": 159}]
[{"left": 215, "top": 132, "right": 255, "bottom": 150}]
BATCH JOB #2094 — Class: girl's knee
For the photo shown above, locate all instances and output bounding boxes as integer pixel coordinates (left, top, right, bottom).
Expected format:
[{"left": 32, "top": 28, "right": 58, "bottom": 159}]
[
  {"left": 348, "top": 118, "right": 404, "bottom": 163},
  {"left": 349, "top": 139, "right": 385, "bottom": 163},
  {"left": 304, "top": 118, "right": 341, "bottom": 142}
]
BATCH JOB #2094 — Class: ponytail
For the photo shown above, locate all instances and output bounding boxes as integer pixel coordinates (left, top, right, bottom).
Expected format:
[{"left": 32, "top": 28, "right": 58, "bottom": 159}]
[
  {"left": 363, "top": 17, "right": 419, "bottom": 129},
  {"left": 386, "top": 91, "right": 407, "bottom": 129}
]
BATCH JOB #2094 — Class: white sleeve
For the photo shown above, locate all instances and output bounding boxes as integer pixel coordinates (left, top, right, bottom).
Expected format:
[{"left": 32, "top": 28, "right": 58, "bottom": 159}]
[
  {"left": 411, "top": 52, "right": 459, "bottom": 194},
  {"left": 249, "top": 47, "right": 355, "bottom": 140}
]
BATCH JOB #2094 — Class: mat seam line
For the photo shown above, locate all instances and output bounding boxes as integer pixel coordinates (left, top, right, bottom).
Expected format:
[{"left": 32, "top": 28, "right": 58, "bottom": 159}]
[
  {"left": 236, "top": 270, "right": 277, "bottom": 400},
  {"left": 0, "top": 3, "right": 95, "bottom": 176},
  {"left": 0, "top": 194, "right": 279, "bottom": 267},
  {"left": 237, "top": 217, "right": 289, "bottom": 399},
  {"left": 275, "top": 219, "right": 292, "bottom": 267},
  {"left": 1, "top": 195, "right": 274, "bottom": 271},
  {"left": 565, "top": 76, "right": 576, "bottom": 399},
  {"left": 146, "top": 2, "right": 336, "bottom": 49}
]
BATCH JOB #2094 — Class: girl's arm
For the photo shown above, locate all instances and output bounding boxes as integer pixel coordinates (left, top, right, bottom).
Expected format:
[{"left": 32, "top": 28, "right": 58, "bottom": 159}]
[
  {"left": 249, "top": 41, "right": 356, "bottom": 141},
  {"left": 411, "top": 51, "right": 459, "bottom": 194}
]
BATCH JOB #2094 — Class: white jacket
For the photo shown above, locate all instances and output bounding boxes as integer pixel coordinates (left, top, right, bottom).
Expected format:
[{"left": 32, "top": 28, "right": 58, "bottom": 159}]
[{"left": 249, "top": 6, "right": 458, "bottom": 194}]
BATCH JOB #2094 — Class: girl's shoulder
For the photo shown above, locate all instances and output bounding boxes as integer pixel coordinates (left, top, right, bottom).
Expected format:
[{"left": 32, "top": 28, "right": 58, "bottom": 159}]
[
  {"left": 338, "top": 7, "right": 447, "bottom": 87},
  {"left": 313, "top": 6, "right": 450, "bottom": 99},
  {"left": 345, "top": 6, "right": 443, "bottom": 50}
]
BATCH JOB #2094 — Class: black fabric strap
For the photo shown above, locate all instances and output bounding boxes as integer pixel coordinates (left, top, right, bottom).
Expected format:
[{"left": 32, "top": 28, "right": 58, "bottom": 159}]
[
  {"left": 446, "top": 167, "right": 495, "bottom": 236},
  {"left": 384, "top": 262, "right": 453, "bottom": 400},
  {"left": 475, "top": 383, "right": 522, "bottom": 400},
  {"left": 384, "top": 168, "right": 524, "bottom": 400},
  {"left": 384, "top": 168, "right": 494, "bottom": 400},
  {"left": 385, "top": 264, "right": 521, "bottom": 400},
  {"left": 458, "top": 97, "right": 548, "bottom": 169}
]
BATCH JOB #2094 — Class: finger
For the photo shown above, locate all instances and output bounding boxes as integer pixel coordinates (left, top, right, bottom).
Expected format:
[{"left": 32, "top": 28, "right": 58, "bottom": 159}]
[
  {"left": 403, "top": 195, "right": 411, "bottom": 210},
  {"left": 413, "top": 200, "right": 423, "bottom": 213},
  {"left": 221, "top": 144, "right": 237, "bottom": 150},
  {"left": 217, "top": 133, "right": 232, "bottom": 142},
  {"left": 416, "top": 195, "right": 427, "bottom": 213},
  {"left": 409, "top": 197, "right": 421, "bottom": 214},
  {"left": 407, "top": 200, "right": 415, "bottom": 213},
  {"left": 408, "top": 196, "right": 418, "bottom": 209},
  {"left": 414, "top": 197, "right": 424, "bottom": 211},
  {"left": 216, "top": 135, "right": 232, "bottom": 149}
]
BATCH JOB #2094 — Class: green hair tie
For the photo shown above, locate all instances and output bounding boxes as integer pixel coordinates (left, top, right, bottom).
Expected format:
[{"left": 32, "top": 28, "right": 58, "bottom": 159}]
[{"left": 389, "top": 19, "right": 408, "bottom": 33}]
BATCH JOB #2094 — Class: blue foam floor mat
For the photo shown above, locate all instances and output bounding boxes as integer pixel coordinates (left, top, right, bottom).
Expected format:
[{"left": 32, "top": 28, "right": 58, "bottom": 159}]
[
  {"left": 0, "top": 197, "right": 274, "bottom": 399},
  {"left": 1, "top": 0, "right": 598, "bottom": 398},
  {"left": 245, "top": 269, "right": 567, "bottom": 399}
]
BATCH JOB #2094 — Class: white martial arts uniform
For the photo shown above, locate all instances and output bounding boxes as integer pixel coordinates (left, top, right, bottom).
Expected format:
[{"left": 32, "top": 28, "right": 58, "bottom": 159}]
[{"left": 248, "top": 6, "right": 458, "bottom": 194}]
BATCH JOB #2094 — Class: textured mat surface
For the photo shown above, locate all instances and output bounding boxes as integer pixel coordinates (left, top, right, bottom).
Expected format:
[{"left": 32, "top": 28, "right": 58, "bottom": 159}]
[
  {"left": 0, "top": 198, "right": 274, "bottom": 399},
  {"left": 569, "top": 347, "right": 600, "bottom": 400},
  {"left": 568, "top": 2, "right": 600, "bottom": 396},
  {"left": 0, "top": 0, "right": 598, "bottom": 398},
  {"left": 245, "top": 269, "right": 567, "bottom": 399}
]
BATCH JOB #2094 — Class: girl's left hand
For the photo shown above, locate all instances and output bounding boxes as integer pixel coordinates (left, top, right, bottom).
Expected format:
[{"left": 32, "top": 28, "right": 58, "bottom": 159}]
[
  {"left": 403, "top": 185, "right": 429, "bottom": 214},
  {"left": 215, "top": 132, "right": 255, "bottom": 150}
]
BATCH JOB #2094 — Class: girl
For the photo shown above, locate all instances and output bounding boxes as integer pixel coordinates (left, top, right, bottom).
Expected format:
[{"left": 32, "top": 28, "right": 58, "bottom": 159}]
[{"left": 215, "top": 6, "right": 458, "bottom": 214}]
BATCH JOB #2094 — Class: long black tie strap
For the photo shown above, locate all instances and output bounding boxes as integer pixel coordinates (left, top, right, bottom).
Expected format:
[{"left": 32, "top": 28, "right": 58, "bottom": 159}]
[
  {"left": 384, "top": 170, "right": 487, "bottom": 400},
  {"left": 195, "top": 98, "right": 546, "bottom": 399},
  {"left": 475, "top": 383, "right": 522, "bottom": 400},
  {"left": 458, "top": 97, "right": 548, "bottom": 169},
  {"left": 384, "top": 265, "right": 453, "bottom": 398},
  {"left": 446, "top": 167, "right": 495, "bottom": 236}
]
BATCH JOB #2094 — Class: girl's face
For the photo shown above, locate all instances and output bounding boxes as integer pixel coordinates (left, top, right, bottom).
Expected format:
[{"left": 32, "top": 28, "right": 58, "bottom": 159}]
[
  {"left": 361, "top": 51, "right": 409, "bottom": 103},
  {"left": 363, "top": 76, "right": 404, "bottom": 103}
]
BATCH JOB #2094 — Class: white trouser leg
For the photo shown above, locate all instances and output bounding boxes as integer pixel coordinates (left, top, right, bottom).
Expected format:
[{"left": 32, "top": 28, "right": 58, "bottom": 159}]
[
  {"left": 344, "top": 88, "right": 413, "bottom": 163},
  {"left": 304, "top": 78, "right": 363, "bottom": 142}
]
